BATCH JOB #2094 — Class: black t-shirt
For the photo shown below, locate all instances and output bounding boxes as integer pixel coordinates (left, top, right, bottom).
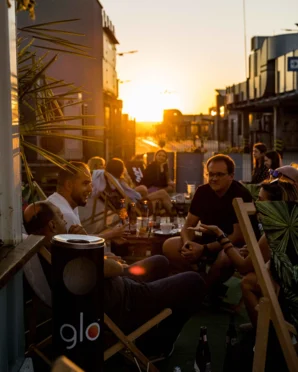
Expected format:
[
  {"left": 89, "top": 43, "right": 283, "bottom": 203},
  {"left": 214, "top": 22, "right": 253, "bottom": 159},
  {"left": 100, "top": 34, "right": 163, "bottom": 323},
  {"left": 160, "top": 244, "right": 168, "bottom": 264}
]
[
  {"left": 126, "top": 160, "right": 145, "bottom": 186},
  {"left": 189, "top": 180, "right": 253, "bottom": 235}
]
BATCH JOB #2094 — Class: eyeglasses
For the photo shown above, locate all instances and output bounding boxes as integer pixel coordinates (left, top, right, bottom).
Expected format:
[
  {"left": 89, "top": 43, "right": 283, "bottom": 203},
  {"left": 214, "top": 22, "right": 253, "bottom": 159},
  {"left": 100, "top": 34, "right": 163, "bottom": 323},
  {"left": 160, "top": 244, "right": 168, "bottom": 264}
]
[{"left": 207, "top": 172, "right": 229, "bottom": 179}]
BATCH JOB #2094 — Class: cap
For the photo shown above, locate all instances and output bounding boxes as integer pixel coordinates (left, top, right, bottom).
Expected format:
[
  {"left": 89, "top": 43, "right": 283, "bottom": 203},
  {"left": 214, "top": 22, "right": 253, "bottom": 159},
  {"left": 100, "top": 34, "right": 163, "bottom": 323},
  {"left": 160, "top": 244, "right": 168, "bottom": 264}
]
[{"left": 275, "top": 166, "right": 298, "bottom": 183}]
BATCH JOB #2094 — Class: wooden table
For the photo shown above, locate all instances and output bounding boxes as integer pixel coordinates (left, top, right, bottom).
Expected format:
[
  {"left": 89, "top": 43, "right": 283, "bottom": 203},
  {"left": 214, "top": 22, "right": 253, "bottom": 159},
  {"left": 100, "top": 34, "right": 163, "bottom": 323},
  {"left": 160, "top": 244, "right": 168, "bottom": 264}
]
[{"left": 111, "top": 230, "right": 180, "bottom": 263}]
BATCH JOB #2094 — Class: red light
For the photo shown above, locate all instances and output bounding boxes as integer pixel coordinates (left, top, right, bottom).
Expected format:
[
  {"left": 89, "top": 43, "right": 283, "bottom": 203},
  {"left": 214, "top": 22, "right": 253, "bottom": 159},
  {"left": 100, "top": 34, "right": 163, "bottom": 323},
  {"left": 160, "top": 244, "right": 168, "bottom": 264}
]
[
  {"left": 87, "top": 324, "right": 99, "bottom": 339},
  {"left": 128, "top": 266, "right": 146, "bottom": 276}
]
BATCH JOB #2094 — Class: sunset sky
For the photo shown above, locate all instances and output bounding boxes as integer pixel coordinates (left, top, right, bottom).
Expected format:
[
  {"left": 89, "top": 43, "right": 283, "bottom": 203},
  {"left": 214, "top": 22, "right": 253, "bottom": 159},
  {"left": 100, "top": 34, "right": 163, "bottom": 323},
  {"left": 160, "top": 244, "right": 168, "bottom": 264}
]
[{"left": 102, "top": 0, "right": 298, "bottom": 122}]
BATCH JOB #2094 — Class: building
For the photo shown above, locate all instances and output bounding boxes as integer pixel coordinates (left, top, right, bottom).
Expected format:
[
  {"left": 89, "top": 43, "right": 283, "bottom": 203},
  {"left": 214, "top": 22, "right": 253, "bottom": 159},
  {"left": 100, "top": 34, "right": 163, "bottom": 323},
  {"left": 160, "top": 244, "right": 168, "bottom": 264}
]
[
  {"left": 157, "top": 109, "right": 214, "bottom": 141},
  {"left": 18, "top": 0, "right": 125, "bottom": 163},
  {"left": 225, "top": 32, "right": 298, "bottom": 160}
]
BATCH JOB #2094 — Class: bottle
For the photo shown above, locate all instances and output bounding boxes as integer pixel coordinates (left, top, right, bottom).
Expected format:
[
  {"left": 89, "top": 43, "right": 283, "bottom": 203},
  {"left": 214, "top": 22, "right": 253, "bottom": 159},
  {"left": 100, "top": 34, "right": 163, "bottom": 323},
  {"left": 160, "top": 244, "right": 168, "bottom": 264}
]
[
  {"left": 128, "top": 202, "right": 137, "bottom": 233},
  {"left": 153, "top": 201, "right": 161, "bottom": 229},
  {"left": 222, "top": 315, "right": 238, "bottom": 372},
  {"left": 118, "top": 198, "right": 128, "bottom": 225},
  {"left": 194, "top": 326, "right": 211, "bottom": 372}
]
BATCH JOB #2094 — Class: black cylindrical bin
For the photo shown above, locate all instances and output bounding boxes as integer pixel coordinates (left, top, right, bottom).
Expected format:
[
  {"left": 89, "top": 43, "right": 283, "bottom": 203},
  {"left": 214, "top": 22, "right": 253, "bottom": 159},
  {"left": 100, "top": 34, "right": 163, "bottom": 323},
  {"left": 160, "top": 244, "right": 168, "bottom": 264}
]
[{"left": 52, "top": 234, "right": 105, "bottom": 372}]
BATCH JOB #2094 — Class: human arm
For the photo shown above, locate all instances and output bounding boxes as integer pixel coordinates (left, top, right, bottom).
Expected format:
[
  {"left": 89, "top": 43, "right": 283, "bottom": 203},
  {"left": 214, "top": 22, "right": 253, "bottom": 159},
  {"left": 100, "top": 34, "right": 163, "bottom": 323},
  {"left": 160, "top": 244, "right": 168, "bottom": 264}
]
[
  {"left": 68, "top": 224, "right": 88, "bottom": 235},
  {"left": 99, "top": 224, "right": 127, "bottom": 241},
  {"left": 197, "top": 224, "right": 270, "bottom": 274}
]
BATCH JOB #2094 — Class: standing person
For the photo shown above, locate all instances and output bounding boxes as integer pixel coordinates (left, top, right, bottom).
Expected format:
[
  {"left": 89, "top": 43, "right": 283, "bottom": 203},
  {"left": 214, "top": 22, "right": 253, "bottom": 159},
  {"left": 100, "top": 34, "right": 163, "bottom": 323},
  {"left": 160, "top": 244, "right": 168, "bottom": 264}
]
[
  {"left": 251, "top": 142, "right": 269, "bottom": 184},
  {"left": 263, "top": 150, "right": 282, "bottom": 171},
  {"left": 142, "top": 149, "right": 175, "bottom": 193},
  {"left": 163, "top": 154, "right": 255, "bottom": 293}
]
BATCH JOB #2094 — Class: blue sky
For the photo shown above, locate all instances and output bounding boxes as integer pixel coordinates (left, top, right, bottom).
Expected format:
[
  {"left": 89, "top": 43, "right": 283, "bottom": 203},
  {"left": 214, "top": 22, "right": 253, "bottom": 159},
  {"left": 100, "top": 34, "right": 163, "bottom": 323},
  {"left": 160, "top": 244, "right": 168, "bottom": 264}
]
[{"left": 101, "top": 0, "right": 298, "bottom": 121}]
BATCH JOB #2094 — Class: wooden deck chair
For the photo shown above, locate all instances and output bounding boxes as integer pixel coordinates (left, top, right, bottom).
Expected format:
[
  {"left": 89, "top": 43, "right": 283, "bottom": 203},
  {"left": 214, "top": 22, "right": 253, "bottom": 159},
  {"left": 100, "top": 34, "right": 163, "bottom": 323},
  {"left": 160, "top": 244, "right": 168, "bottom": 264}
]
[
  {"left": 81, "top": 171, "right": 142, "bottom": 232},
  {"left": 52, "top": 356, "right": 84, "bottom": 372},
  {"left": 233, "top": 198, "right": 298, "bottom": 372},
  {"left": 25, "top": 246, "right": 172, "bottom": 371}
]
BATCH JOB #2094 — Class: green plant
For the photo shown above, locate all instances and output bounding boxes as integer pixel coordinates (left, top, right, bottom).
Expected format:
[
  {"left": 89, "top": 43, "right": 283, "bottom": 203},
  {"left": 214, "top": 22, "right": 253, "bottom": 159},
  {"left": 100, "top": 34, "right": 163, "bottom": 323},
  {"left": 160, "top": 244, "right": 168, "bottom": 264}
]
[
  {"left": 255, "top": 201, "right": 298, "bottom": 330},
  {"left": 17, "top": 19, "right": 103, "bottom": 188}
]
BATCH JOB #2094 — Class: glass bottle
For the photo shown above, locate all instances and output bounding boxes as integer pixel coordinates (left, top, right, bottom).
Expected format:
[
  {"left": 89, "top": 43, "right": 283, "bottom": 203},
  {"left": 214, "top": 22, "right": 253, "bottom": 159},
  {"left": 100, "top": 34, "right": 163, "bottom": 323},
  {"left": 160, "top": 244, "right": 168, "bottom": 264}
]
[
  {"left": 128, "top": 202, "right": 137, "bottom": 233},
  {"left": 194, "top": 326, "right": 211, "bottom": 372},
  {"left": 222, "top": 315, "right": 238, "bottom": 372},
  {"left": 118, "top": 198, "right": 128, "bottom": 225},
  {"left": 153, "top": 200, "right": 161, "bottom": 229}
]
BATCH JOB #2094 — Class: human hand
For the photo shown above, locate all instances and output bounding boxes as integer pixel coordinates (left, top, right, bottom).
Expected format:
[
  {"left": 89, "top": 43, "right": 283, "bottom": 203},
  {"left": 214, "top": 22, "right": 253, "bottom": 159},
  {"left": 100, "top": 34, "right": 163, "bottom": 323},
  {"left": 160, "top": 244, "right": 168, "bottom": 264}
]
[
  {"left": 188, "top": 223, "right": 222, "bottom": 237},
  {"left": 180, "top": 241, "right": 204, "bottom": 262},
  {"left": 110, "top": 224, "right": 127, "bottom": 239},
  {"left": 68, "top": 224, "right": 88, "bottom": 235},
  {"left": 239, "top": 246, "right": 249, "bottom": 258}
]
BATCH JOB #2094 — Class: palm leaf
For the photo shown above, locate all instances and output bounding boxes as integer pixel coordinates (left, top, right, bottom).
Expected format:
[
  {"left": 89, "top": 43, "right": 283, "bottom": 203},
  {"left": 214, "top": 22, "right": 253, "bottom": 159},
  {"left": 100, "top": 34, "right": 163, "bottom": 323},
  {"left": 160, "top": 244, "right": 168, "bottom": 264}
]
[
  {"left": 271, "top": 250, "right": 293, "bottom": 288},
  {"left": 242, "top": 184, "right": 260, "bottom": 201},
  {"left": 18, "top": 19, "right": 101, "bottom": 187}
]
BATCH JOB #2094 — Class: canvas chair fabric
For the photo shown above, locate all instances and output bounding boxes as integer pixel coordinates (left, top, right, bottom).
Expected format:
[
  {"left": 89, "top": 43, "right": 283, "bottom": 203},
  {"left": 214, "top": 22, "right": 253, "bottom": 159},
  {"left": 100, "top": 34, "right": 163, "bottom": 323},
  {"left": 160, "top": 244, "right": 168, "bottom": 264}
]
[
  {"left": 233, "top": 198, "right": 298, "bottom": 372},
  {"left": 80, "top": 171, "right": 142, "bottom": 232}
]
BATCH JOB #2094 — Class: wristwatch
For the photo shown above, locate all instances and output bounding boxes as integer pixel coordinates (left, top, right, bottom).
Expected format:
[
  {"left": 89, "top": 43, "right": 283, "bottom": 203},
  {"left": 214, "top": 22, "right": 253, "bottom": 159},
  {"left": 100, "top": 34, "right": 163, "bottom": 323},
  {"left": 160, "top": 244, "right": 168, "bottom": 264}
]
[{"left": 216, "top": 233, "right": 228, "bottom": 242}]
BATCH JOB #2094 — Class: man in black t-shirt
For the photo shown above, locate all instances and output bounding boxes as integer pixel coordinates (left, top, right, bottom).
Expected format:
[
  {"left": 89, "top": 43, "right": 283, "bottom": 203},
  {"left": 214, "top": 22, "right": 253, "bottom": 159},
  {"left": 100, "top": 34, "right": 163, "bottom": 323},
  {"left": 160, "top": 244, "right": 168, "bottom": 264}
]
[{"left": 163, "top": 154, "right": 253, "bottom": 291}]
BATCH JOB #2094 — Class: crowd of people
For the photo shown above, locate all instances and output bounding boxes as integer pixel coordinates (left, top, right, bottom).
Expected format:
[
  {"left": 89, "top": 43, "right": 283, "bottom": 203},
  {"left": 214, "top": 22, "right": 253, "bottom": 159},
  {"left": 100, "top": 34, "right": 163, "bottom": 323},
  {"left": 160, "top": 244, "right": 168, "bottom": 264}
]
[{"left": 22, "top": 144, "right": 298, "bottom": 369}]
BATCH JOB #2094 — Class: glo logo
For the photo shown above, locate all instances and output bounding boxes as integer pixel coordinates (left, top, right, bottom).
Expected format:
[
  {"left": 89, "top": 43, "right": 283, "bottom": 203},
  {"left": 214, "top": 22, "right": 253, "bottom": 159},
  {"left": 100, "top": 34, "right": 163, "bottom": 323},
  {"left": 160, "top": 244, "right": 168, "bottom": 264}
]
[{"left": 60, "top": 312, "right": 100, "bottom": 350}]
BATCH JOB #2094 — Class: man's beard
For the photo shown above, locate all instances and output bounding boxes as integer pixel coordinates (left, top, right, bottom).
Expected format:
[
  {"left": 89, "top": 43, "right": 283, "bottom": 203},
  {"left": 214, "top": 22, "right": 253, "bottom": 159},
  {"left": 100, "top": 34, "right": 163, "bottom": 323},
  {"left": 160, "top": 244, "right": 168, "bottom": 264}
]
[{"left": 71, "top": 193, "right": 87, "bottom": 207}]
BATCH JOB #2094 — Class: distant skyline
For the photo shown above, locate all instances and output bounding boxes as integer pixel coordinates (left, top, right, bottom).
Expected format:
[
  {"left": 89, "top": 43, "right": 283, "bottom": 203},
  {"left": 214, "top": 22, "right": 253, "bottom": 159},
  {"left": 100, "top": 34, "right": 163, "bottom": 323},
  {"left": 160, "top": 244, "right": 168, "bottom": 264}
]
[{"left": 101, "top": 0, "right": 298, "bottom": 121}]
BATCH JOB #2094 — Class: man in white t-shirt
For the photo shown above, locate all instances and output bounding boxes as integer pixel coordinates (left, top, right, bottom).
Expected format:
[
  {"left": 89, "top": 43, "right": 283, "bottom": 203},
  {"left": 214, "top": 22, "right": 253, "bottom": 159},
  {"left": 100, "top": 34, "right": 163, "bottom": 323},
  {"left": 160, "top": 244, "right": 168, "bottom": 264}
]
[{"left": 47, "top": 161, "right": 125, "bottom": 241}]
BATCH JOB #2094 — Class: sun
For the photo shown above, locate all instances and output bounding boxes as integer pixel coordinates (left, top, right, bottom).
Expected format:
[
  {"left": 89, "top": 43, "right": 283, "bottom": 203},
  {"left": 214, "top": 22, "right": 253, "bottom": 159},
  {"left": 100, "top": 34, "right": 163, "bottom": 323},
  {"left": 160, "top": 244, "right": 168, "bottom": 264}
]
[{"left": 119, "top": 82, "right": 180, "bottom": 122}]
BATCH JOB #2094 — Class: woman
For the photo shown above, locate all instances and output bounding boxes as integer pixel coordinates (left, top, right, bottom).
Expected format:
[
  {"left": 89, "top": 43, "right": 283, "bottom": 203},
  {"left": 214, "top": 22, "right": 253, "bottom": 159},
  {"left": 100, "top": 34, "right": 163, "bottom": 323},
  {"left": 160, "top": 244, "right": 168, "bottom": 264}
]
[
  {"left": 264, "top": 150, "right": 281, "bottom": 170},
  {"left": 251, "top": 143, "right": 269, "bottom": 184},
  {"left": 87, "top": 156, "right": 106, "bottom": 171},
  {"left": 142, "top": 149, "right": 175, "bottom": 193},
  {"left": 106, "top": 158, "right": 174, "bottom": 215},
  {"left": 190, "top": 180, "right": 298, "bottom": 327}
]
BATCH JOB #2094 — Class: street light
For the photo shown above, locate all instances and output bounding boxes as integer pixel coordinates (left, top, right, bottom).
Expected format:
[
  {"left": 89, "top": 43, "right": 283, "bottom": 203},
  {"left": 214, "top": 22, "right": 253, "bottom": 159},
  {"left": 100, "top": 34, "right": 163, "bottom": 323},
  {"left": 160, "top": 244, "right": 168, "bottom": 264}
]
[{"left": 117, "top": 50, "right": 138, "bottom": 56}]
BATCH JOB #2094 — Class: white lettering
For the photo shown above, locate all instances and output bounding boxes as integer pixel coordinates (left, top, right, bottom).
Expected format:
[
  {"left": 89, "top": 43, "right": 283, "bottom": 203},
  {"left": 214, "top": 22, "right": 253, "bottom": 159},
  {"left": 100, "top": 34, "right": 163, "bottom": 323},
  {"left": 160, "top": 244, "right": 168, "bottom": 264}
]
[
  {"left": 60, "top": 324, "right": 77, "bottom": 350},
  {"left": 59, "top": 312, "right": 100, "bottom": 349}
]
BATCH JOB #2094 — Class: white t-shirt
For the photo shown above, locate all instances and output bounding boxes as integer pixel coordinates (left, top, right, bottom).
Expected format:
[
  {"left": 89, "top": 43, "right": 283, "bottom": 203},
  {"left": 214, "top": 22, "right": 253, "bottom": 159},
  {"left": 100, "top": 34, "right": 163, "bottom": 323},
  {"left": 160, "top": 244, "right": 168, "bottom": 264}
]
[{"left": 47, "top": 192, "right": 80, "bottom": 232}]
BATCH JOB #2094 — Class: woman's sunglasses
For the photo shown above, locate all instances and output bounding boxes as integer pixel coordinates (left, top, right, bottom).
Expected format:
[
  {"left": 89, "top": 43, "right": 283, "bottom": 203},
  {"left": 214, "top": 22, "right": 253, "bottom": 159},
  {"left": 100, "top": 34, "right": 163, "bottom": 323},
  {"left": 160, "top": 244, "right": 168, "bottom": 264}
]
[{"left": 269, "top": 169, "right": 295, "bottom": 182}]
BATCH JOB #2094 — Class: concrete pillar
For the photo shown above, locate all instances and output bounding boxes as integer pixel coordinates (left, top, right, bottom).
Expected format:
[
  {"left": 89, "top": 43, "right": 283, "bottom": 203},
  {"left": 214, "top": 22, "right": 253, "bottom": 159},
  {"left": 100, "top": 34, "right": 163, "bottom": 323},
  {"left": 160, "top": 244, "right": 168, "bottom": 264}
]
[
  {"left": 241, "top": 111, "right": 250, "bottom": 152},
  {"left": 273, "top": 106, "right": 283, "bottom": 142}
]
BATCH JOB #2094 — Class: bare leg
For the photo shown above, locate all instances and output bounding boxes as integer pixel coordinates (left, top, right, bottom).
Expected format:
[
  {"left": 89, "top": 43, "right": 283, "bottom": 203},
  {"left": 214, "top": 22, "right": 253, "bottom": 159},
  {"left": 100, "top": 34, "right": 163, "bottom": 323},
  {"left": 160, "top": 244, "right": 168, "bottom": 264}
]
[
  {"left": 135, "top": 185, "right": 148, "bottom": 198},
  {"left": 241, "top": 272, "right": 261, "bottom": 328},
  {"left": 205, "top": 249, "right": 235, "bottom": 291},
  {"left": 147, "top": 189, "right": 173, "bottom": 214},
  {"left": 162, "top": 236, "right": 194, "bottom": 273}
]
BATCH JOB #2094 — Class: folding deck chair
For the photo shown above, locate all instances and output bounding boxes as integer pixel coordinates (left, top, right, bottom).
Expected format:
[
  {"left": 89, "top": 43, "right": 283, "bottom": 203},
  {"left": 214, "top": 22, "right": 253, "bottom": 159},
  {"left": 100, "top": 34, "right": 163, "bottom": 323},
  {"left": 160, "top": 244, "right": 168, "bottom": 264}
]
[
  {"left": 81, "top": 170, "right": 142, "bottom": 232},
  {"left": 25, "top": 246, "right": 172, "bottom": 372},
  {"left": 233, "top": 197, "right": 298, "bottom": 372}
]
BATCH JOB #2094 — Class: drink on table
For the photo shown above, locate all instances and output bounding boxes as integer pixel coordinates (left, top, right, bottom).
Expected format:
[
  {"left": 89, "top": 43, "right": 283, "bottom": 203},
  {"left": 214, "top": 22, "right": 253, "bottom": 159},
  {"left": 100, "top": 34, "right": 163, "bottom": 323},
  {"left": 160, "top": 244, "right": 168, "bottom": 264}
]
[
  {"left": 128, "top": 202, "right": 137, "bottom": 233},
  {"left": 194, "top": 326, "right": 211, "bottom": 372},
  {"left": 118, "top": 198, "right": 128, "bottom": 225},
  {"left": 153, "top": 200, "right": 161, "bottom": 229}
]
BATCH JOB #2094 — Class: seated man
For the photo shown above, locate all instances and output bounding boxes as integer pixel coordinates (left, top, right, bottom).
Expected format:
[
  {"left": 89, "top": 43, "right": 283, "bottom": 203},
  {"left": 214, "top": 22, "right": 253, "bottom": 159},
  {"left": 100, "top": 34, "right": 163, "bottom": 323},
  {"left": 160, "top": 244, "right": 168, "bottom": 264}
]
[
  {"left": 24, "top": 201, "right": 206, "bottom": 360},
  {"left": 163, "top": 154, "right": 255, "bottom": 293},
  {"left": 47, "top": 161, "right": 125, "bottom": 240}
]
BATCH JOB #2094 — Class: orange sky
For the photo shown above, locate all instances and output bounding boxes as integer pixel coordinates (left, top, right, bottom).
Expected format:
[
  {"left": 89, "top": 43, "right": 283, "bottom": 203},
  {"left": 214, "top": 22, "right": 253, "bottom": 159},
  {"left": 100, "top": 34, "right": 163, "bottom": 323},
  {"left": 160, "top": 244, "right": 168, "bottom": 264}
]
[{"left": 102, "top": 0, "right": 298, "bottom": 122}]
